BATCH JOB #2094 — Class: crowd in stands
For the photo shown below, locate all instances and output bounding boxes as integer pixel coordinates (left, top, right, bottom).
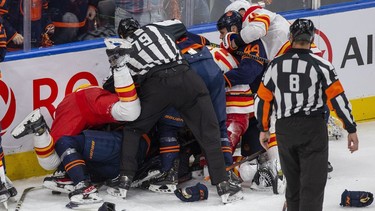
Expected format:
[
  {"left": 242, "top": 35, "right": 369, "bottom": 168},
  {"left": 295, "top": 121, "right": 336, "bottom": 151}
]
[{"left": 0, "top": 0, "right": 235, "bottom": 51}]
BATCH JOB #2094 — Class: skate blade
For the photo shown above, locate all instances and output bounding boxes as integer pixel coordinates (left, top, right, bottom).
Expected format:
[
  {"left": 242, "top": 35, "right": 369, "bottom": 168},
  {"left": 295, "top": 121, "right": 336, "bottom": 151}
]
[
  {"left": 250, "top": 184, "right": 273, "bottom": 192},
  {"left": 66, "top": 200, "right": 103, "bottom": 210},
  {"left": 43, "top": 181, "right": 74, "bottom": 194},
  {"left": 131, "top": 170, "right": 160, "bottom": 188},
  {"left": 106, "top": 187, "right": 127, "bottom": 199},
  {"left": 221, "top": 191, "right": 244, "bottom": 204},
  {"left": 148, "top": 184, "right": 177, "bottom": 193}
]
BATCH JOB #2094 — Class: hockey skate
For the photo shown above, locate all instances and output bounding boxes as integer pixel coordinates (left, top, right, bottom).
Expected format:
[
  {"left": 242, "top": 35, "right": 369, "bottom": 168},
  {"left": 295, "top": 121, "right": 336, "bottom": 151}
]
[
  {"left": 43, "top": 170, "right": 74, "bottom": 194},
  {"left": 228, "top": 169, "right": 243, "bottom": 186},
  {"left": 106, "top": 175, "right": 132, "bottom": 199},
  {"left": 4, "top": 175, "right": 17, "bottom": 197},
  {"left": 66, "top": 180, "right": 102, "bottom": 210},
  {"left": 269, "top": 160, "right": 286, "bottom": 194},
  {"left": 131, "top": 169, "right": 160, "bottom": 189},
  {"left": 216, "top": 180, "right": 244, "bottom": 204},
  {"left": 147, "top": 159, "right": 179, "bottom": 193},
  {"left": 0, "top": 182, "right": 10, "bottom": 209},
  {"left": 11, "top": 109, "right": 48, "bottom": 139},
  {"left": 131, "top": 156, "right": 161, "bottom": 188}
]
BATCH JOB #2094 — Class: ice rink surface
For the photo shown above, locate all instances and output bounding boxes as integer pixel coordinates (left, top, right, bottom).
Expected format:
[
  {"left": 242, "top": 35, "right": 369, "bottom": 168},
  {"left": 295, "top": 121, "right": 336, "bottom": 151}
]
[{"left": 4, "top": 121, "right": 375, "bottom": 211}]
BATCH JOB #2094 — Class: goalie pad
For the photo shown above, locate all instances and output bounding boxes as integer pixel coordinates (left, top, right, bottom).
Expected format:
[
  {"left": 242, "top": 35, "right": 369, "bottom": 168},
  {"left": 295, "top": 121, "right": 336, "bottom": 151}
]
[
  {"left": 174, "top": 183, "right": 208, "bottom": 202},
  {"left": 340, "top": 189, "right": 374, "bottom": 207}
]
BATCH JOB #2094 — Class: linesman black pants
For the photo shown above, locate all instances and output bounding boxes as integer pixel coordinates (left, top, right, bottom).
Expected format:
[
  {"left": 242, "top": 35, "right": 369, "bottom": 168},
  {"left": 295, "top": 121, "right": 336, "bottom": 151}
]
[
  {"left": 276, "top": 114, "right": 328, "bottom": 211},
  {"left": 121, "top": 62, "right": 228, "bottom": 185}
]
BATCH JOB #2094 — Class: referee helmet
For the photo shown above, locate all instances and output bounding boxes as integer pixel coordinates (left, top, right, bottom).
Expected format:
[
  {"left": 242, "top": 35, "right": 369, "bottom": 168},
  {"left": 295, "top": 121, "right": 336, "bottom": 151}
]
[{"left": 289, "top": 19, "right": 315, "bottom": 43}]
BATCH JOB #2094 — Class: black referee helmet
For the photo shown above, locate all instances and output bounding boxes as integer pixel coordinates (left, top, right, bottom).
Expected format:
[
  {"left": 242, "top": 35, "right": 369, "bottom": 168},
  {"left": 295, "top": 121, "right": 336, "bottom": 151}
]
[
  {"left": 118, "top": 17, "right": 141, "bottom": 38},
  {"left": 289, "top": 19, "right": 315, "bottom": 43}
]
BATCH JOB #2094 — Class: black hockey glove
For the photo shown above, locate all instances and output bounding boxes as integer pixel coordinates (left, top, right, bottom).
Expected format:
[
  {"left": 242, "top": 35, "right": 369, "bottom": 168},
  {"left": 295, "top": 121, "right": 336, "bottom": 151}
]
[
  {"left": 174, "top": 183, "right": 208, "bottom": 202},
  {"left": 340, "top": 189, "right": 374, "bottom": 207}
]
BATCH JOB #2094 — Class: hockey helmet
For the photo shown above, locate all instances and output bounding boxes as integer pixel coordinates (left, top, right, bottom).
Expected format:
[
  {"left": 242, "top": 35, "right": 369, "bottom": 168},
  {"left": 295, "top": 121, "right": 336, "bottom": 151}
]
[
  {"left": 289, "top": 18, "right": 315, "bottom": 43},
  {"left": 217, "top": 10, "right": 243, "bottom": 33},
  {"left": 118, "top": 17, "right": 141, "bottom": 38},
  {"left": 225, "top": 0, "right": 251, "bottom": 13}
]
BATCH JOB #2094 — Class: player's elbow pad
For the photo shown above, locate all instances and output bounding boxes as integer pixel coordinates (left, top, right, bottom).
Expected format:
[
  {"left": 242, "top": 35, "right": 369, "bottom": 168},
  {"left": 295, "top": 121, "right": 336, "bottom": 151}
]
[{"left": 112, "top": 99, "right": 141, "bottom": 121}]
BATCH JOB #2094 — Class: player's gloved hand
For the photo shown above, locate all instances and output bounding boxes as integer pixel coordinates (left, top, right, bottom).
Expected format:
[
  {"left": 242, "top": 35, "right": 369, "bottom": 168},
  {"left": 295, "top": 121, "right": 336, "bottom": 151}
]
[
  {"left": 174, "top": 183, "right": 208, "bottom": 202},
  {"left": 222, "top": 32, "right": 238, "bottom": 51},
  {"left": 106, "top": 47, "right": 129, "bottom": 69},
  {"left": 340, "top": 189, "right": 374, "bottom": 207}
]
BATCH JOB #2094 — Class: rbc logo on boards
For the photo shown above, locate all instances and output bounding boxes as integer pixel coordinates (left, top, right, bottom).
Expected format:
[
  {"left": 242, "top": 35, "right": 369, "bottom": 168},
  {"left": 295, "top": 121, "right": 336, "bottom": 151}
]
[{"left": 0, "top": 80, "right": 16, "bottom": 136}]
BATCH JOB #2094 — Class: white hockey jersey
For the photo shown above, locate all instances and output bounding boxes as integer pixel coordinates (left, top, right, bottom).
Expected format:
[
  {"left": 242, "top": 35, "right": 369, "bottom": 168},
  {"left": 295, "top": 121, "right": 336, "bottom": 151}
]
[
  {"left": 240, "top": 6, "right": 321, "bottom": 59},
  {"left": 209, "top": 47, "right": 254, "bottom": 114}
]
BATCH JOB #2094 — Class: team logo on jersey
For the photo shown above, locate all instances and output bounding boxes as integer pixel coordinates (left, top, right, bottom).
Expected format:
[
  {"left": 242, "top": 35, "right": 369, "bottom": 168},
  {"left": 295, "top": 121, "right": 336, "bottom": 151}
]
[
  {"left": 315, "top": 29, "right": 333, "bottom": 63},
  {"left": 0, "top": 80, "right": 16, "bottom": 136}
]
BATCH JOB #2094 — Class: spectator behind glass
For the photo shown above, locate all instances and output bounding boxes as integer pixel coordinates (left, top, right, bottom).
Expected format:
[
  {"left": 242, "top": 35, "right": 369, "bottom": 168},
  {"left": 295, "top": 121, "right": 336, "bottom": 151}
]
[
  {"left": 0, "top": 0, "right": 54, "bottom": 50},
  {"left": 0, "top": 17, "right": 6, "bottom": 59},
  {"left": 48, "top": 0, "right": 98, "bottom": 45},
  {"left": 114, "top": 0, "right": 166, "bottom": 30}
]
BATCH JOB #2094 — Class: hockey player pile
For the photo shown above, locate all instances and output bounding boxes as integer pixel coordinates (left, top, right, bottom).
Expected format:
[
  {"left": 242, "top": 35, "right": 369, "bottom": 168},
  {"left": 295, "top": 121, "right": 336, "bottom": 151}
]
[{"left": 1, "top": 1, "right": 358, "bottom": 211}]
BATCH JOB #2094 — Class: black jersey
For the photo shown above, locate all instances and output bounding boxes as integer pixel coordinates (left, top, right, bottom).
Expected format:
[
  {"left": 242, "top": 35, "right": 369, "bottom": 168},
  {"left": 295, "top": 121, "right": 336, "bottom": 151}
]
[
  {"left": 255, "top": 48, "right": 356, "bottom": 133},
  {"left": 125, "top": 24, "right": 182, "bottom": 76}
]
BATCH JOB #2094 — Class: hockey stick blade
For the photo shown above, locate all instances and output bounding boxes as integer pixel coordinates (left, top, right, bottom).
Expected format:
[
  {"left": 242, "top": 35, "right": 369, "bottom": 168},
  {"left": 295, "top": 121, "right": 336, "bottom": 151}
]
[
  {"left": 15, "top": 186, "right": 44, "bottom": 211},
  {"left": 66, "top": 201, "right": 103, "bottom": 210}
]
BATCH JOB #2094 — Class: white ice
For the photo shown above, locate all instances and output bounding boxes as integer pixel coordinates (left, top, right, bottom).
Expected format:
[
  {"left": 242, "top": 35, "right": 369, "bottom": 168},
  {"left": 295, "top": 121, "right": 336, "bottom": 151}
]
[{"left": 4, "top": 121, "right": 375, "bottom": 211}]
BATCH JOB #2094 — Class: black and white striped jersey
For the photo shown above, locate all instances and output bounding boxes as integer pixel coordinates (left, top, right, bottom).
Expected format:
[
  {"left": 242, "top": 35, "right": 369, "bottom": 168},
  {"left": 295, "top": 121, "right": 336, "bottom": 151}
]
[
  {"left": 255, "top": 48, "right": 356, "bottom": 133},
  {"left": 125, "top": 24, "right": 183, "bottom": 76}
]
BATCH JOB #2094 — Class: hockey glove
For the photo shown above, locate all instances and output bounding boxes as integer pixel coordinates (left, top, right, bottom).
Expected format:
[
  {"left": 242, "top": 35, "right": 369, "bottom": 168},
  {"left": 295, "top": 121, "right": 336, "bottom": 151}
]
[
  {"left": 106, "top": 47, "right": 129, "bottom": 69},
  {"left": 174, "top": 183, "right": 208, "bottom": 202},
  {"left": 340, "top": 189, "right": 374, "bottom": 207},
  {"left": 222, "top": 32, "right": 238, "bottom": 51}
]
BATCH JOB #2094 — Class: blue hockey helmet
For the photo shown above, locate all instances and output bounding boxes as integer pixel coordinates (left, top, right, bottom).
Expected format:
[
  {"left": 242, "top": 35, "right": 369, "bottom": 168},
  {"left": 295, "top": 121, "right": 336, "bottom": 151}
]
[{"left": 217, "top": 11, "right": 243, "bottom": 33}]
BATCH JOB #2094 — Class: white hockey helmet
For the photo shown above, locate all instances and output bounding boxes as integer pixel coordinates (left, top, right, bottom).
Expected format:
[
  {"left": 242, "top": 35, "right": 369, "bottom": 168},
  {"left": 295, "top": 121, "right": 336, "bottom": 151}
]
[{"left": 225, "top": 0, "right": 252, "bottom": 13}]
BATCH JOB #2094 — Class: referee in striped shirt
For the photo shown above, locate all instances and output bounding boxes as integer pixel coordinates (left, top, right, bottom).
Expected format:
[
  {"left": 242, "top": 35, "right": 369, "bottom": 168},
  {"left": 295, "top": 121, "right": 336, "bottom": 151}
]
[
  {"left": 254, "top": 19, "right": 359, "bottom": 211},
  {"left": 112, "top": 18, "right": 242, "bottom": 202}
]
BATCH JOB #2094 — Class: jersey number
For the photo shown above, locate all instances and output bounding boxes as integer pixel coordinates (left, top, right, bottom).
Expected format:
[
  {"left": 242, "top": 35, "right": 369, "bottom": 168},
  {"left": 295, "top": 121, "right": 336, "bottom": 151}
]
[
  {"left": 133, "top": 33, "right": 152, "bottom": 50},
  {"left": 289, "top": 74, "right": 300, "bottom": 92}
]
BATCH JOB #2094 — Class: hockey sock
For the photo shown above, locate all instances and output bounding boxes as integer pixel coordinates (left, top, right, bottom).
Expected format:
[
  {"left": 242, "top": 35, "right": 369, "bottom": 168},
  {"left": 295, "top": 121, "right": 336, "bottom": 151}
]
[
  {"left": 55, "top": 136, "right": 88, "bottom": 185},
  {"left": 267, "top": 133, "right": 279, "bottom": 161},
  {"left": 111, "top": 67, "right": 141, "bottom": 121},
  {"left": 221, "top": 138, "right": 234, "bottom": 166},
  {"left": 114, "top": 65, "right": 138, "bottom": 102},
  {"left": 159, "top": 137, "right": 180, "bottom": 172},
  {"left": 34, "top": 131, "right": 60, "bottom": 170}
]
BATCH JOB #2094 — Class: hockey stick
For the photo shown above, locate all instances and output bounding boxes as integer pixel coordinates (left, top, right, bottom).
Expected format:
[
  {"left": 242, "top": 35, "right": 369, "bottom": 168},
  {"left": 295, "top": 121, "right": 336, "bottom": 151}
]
[
  {"left": 204, "top": 148, "right": 266, "bottom": 181},
  {"left": 209, "top": 43, "right": 271, "bottom": 63},
  {"left": 15, "top": 186, "right": 44, "bottom": 211},
  {"left": 225, "top": 148, "right": 266, "bottom": 171}
]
